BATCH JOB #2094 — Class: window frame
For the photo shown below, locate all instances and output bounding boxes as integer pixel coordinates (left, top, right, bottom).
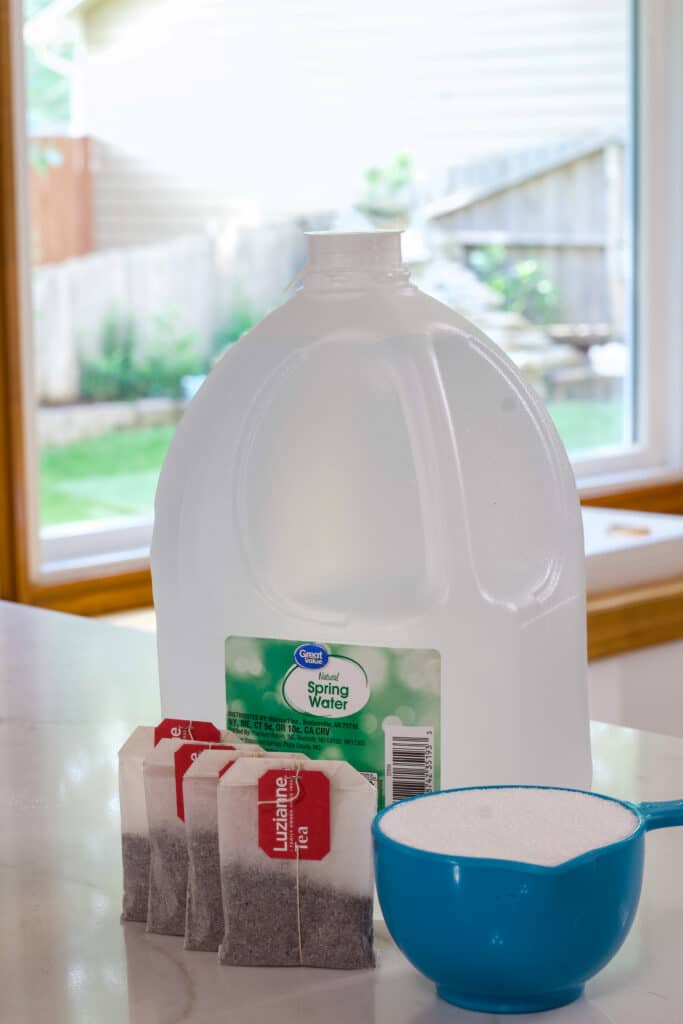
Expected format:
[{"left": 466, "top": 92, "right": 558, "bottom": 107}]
[
  {"left": 1, "top": 0, "right": 683, "bottom": 616},
  {"left": 575, "top": 0, "right": 683, "bottom": 491}
]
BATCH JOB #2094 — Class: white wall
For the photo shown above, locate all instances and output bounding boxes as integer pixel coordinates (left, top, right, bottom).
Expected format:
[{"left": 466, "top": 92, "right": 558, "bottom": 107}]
[{"left": 80, "top": 0, "right": 629, "bottom": 248}]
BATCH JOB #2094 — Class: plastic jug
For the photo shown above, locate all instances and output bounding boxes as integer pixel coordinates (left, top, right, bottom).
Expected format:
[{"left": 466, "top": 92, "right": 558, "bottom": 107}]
[{"left": 152, "top": 231, "right": 591, "bottom": 792}]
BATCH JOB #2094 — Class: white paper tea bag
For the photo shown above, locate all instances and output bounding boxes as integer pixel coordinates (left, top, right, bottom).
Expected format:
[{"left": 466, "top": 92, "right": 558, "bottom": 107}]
[
  {"left": 143, "top": 732, "right": 251, "bottom": 935},
  {"left": 119, "top": 720, "right": 242, "bottom": 923},
  {"left": 184, "top": 749, "right": 306, "bottom": 951},
  {"left": 217, "top": 757, "right": 376, "bottom": 969},
  {"left": 119, "top": 726, "right": 155, "bottom": 922}
]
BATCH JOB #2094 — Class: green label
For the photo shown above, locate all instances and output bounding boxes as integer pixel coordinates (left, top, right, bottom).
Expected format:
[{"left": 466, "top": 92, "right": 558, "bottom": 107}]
[{"left": 225, "top": 636, "right": 440, "bottom": 807}]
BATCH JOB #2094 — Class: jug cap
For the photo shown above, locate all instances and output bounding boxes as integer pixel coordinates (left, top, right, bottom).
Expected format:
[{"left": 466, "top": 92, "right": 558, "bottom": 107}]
[{"left": 305, "top": 230, "right": 403, "bottom": 273}]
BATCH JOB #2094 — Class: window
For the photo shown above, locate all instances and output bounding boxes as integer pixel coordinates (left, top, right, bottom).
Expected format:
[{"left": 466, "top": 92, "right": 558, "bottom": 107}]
[{"left": 2, "top": 0, "right": 682, "bottom": 608}]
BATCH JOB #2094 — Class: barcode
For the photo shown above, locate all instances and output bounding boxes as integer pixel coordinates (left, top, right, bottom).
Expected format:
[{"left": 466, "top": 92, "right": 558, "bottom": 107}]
[{"left": 385, "top": 725, "right": 434, "bottom": 804}]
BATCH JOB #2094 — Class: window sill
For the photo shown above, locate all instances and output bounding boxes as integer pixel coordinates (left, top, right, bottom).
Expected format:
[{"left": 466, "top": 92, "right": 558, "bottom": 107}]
[
  {"left": 587, "top": 575, "right": 683, "bottom": 661},
  {"left": 583, "top": 505, "right": 683, "bottom": 592},
  {"left": 31, "top": 501, "right": 683, "bottom": 664}
]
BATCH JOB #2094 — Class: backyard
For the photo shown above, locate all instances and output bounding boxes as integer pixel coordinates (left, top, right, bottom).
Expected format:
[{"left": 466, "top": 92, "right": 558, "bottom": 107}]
[
  {"left": 40, "top": 401, "right": 624, "bottom": 526},
  {"left": 29, "top": 144, "right": 632, "bottom": 532},
  {"left": 41, "top": 425, "right": 175, "bottom": 525}
]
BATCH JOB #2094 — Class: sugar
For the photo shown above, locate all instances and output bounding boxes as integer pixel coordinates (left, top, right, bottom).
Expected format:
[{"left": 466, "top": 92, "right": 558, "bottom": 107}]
[{"left": 379, "top": 787, "right": 638, "bottom": 867}]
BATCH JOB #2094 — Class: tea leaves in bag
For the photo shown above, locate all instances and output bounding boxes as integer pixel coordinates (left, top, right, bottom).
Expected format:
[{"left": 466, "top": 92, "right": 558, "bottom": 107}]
[
  {"left": 184, "top": 749, "right": 307, "bottom": 952},
  {"left": 217, "top": 757, "right": 376, "bottom": 968}
]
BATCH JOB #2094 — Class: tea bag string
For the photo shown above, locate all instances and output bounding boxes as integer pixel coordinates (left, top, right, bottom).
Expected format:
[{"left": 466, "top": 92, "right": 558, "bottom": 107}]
[
  {"left": 257, "top": 765, "right": 304, "bottom": 965},
  {"left": 294, "top": 840, "right": 302, "bottom": 965}
]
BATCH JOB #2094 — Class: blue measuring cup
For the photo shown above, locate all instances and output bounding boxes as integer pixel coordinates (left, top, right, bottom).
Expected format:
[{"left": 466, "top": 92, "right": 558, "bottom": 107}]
[{"left": 373, "top": 786, "right": 683, "bottom": 1015}]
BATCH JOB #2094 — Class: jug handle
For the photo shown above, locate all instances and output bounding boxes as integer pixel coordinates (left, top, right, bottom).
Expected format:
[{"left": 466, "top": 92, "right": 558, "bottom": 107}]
[{"left": 639, "top": 799, "right": 683, "bottom": 831}]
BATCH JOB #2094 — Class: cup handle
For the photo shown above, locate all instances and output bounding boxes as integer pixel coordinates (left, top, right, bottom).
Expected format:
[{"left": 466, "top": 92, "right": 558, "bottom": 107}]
[{"left": 639, "top": 799, "right": 683, "bottom": 831}]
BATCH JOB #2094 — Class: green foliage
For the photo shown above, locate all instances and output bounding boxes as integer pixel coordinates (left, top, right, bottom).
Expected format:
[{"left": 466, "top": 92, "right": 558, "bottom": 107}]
[
  {"left": 362, "top": 153, "right": 415, "bottom": 212},
  {"left": 469, "top": 244, "right": 561, "bottom": 325},
  {"left": 24, "top": 1, "right": 72, "bottom": 129},
  {"left": 25, "top": 49, "right": 71, "bottom": 130},
  {"left": 137, "top": 309, "right": 203, "bottom": 397},
  {"left": 79, "top": 310, "right": 204, "bottom": 401},
  {"left": 25, "top": 0, "right": 53, "bottom": 15},
  {"left": 211, "top": 305, "right": 257, "bottom": 358},
  {"left": 28, "top": 141, "right": 63, "bottom": 174},
  {"left": 79, "top": 314, "right": 138, "bottom": 402}
]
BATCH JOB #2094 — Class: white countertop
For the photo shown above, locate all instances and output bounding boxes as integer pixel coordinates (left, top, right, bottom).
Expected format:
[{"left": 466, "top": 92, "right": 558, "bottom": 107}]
[{"left": 1, "top": 600, "right": 682, "bottom": 1023}]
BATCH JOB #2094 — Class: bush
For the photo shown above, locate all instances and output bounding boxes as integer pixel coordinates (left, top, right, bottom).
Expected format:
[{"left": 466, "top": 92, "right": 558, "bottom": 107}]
[
  {"left": 137, "top": 310, "right": 204, "bottom": 397},
  {"left": 80, "top": 309, "right": 204, "bottom": 402},
  {"left": 211, "top": 305, "right": 257, "bottom": 359},
  {"left": 361, "top": 153, "right": 415, "bottom": 214},
  {"left": 79, "top": 313, "right": 138, "bottom": 401},
  {"left": 469, "top": 244, "right": 561, "bottom": 325}
]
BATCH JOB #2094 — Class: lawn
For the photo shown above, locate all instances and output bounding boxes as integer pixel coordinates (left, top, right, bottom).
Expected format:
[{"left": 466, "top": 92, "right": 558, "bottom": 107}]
[
  {"left": 546, "top": 399, "right": 624, "bottom": 453},
  {"left": 40, "top": 424, "right": 175, "bottom": 526},
  {"left": 39, "top": 400, "right": 624, "bottom": 527}
]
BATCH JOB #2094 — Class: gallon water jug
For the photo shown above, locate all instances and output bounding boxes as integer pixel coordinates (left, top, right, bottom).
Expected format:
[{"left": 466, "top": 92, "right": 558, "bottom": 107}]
[{"left": 152, "top": 231, "right": 591, "bottom": 795}]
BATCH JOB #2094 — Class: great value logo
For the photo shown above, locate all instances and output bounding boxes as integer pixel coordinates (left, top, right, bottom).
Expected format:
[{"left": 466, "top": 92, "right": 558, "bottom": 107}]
[
  {"left": 283, "top": 651, "right": 369, "bottom": 718},
  {"left": 294, "top": 643, "right": 329, "bottom": 669}
]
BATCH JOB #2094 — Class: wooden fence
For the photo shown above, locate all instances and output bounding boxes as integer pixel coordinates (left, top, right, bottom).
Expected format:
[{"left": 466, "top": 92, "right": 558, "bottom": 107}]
[
  {"left": 31, "top": 226, "right": 305, "bottom": 404},
  {"left": 426, "top": 139, "right": 627, "bottom": 332},
  {"left": 29, "top": 136, "right": 93, "bottom": 266}
]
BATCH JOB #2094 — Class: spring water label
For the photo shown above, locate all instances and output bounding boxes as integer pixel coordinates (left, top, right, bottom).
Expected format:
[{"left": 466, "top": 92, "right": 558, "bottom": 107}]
[
  {"left": 258, "top": 769, "right": 330, "bottom": 860},
  {"left": 225, "top": 637, "right": 441, "bottom": 807}
]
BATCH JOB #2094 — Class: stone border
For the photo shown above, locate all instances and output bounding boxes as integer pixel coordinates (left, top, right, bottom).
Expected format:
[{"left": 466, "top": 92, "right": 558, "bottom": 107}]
[{"left": 38, "top": 397, "right": 187, "bottom": 447}]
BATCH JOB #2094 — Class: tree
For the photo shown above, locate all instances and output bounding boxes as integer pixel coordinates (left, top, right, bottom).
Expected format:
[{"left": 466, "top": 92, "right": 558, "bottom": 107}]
[{"left": 24, "top": 0, "right": 71, "bottom": 131}]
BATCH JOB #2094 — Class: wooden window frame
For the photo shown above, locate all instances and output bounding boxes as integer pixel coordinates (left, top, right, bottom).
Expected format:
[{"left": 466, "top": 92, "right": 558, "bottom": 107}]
[
  {"left": 0, "top": 0, "right": 151, "bottom": 614},
  {"left": 2, "top": 0, "right": 683, "bottom": 656}
]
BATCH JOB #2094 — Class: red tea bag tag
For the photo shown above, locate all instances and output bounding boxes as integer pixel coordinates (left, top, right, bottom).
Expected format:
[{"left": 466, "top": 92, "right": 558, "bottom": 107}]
[
  {"left": 154, "top": 719, "right": 222, "bottom": 745},
  {"left": 258, "top": 770, "right": 330, "bottom": 861},
  {"left": 174, "top": 743, "right": 236, "bottom": 820}
]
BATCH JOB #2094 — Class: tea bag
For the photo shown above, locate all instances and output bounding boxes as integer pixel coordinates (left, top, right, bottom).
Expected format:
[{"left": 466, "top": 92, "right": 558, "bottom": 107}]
[
  {"left": 217, "top": 757, "right": 376, "bottom": 969},
  {"left": 119, "top": 726, "right": 155, "bottom": 922},
  {"left": 119, "top": 721, "right": 241, "bottom": 923},
  {"left": 184, "top": 749, "right": 307, "bottom": 952},
  {"left": 144, "top": 734, "right": 250, "bottom": 935}
]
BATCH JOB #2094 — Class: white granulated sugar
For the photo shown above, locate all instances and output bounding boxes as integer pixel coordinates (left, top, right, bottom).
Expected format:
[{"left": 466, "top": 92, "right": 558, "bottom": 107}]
[{"left": 380, "top": 788, "right": 638, "bottom": 867}]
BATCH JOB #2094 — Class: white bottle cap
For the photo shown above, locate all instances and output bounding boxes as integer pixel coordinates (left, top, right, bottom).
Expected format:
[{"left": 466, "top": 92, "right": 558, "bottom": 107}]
[{"left": 305, "top": 230, "right": 403, "bottom": 273}]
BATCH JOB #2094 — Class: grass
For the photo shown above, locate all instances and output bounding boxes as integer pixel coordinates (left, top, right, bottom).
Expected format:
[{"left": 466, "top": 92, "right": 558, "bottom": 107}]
[
  {"left": 546, "top": 399, "right": 625, "bottom": 454},
  {"left": 40, "top": 424, "right": 175, "bottom": 526},
  {"left": 39, "top": 400, "right": 625, "bottom": 528}
]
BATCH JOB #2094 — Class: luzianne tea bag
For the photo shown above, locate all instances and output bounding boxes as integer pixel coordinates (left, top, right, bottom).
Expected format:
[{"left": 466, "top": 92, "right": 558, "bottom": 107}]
[
  {"left": 119, "top": 727, "right": 155, "bottom": 922},
  {"left": 119, "top": 719, "right": 240, "bottom": 923},
  {"left": 184, "top": 749, "right": 307, "bottom": 952},
  {"left": 217, "top": 757, "right": 376, "bottom": 969},
  {"left": 144, "top": 732, "right": 252, "bottom": 935}
]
